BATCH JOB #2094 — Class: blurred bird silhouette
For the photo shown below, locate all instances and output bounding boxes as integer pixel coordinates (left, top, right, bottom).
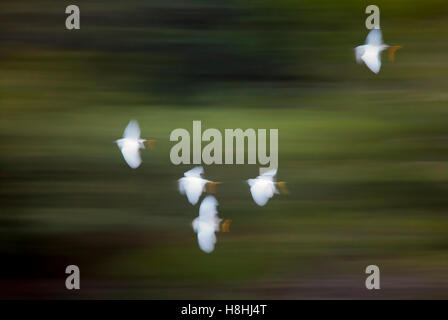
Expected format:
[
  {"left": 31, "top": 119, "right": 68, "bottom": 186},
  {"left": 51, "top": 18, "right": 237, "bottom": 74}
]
[
  {"left": 115, "top": 120, "right": 155, "bottom": 169},
  {"left": 355, "top": 28, "right": 402, "bottom": 74},
  {"left": 178, "top": 166, "right": 221, "bottom": 205},
  {"left": 247, "top": 168, "right": 288, "bottom": 206},
  {"left": 192, "top": 195, "right": 222, "bottom": 253}
]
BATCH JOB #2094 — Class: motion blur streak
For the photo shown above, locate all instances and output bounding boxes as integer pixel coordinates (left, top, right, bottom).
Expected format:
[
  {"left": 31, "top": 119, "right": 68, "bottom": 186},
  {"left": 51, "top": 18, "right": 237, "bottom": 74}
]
[{"left": 1, "top": 0, "right": 448, "bottom": 299}]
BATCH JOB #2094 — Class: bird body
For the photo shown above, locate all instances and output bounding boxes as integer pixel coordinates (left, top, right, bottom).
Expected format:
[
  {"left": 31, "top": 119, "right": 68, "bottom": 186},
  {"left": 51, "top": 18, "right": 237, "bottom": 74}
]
[
  {"left": 192, "top": 195, "right": 222, "bottom": 253},
  {"left": 179, "top": 166, "right": 220, "bottom": 205},
  {"left": 247, "top": 169, "right": 280, "bottom": 206}
]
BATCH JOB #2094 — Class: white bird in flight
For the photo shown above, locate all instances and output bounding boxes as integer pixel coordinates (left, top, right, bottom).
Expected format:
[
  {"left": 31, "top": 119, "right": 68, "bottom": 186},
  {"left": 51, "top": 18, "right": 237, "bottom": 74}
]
[
  {"left": 247, "top": 169, "right": 288, "bottom": 206},
  {"left": 178, "top": 166, "right": 221, "bottom": 205},
  {"left": 355, "top": 28, "right": 401, "bottom": 74},
  {"left": 115, "top": 120, "right": 155, "bottom": 169},
  {"left": 192, "top": 195, "right": 222, "bottom": 253}
]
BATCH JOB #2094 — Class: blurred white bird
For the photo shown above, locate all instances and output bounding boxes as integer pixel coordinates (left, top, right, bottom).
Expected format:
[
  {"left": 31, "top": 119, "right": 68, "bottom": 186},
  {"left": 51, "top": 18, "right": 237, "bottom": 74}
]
[
  {"left": 355, "top": 28, "right": 402, "bottom": 74},
  {"left": 247, "top": 169, "right": 288, "bottom": 206},
  {"left": 115, "top": 120, "right": 155, "bottom": 169},
  {"left": 192, "top": 195, "right": 222, "bottom": 253},
  {"left": 178, "top": 166, "right": 221, "bottom": 205}
]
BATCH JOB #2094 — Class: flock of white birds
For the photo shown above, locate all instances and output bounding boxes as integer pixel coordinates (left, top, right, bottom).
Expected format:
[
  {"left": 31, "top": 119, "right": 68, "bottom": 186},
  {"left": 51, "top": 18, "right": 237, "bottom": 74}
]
[
  {"left": 113, "top": 28, "right": 400, "bottom": 253},
  {"left": 115, "top": 120, "right": 285, "bottom": 253}
]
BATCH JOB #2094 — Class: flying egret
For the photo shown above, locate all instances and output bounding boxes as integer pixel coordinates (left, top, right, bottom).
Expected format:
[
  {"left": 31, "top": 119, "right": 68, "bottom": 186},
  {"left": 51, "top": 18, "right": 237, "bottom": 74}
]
[
  {"left": 192, "top": 195, "right": 222, "bottom": 253},
  {"left": 115, "top": 120, "right": 155, "bottom": 169},
  {"left": 178, "top": 166, "right": 221, "bottom": 205},
  {"left": 355, "top": 28, "right": 402, "bottom": 74},
  {"left": 247, "top": 168, "right": 288, "bottom": 206}
]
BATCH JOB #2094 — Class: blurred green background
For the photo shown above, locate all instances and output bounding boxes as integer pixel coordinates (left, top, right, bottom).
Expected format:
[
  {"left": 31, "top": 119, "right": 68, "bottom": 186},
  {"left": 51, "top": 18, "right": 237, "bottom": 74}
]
[{"left": 1, "top": 0, "right": 448, "bottom": 299}]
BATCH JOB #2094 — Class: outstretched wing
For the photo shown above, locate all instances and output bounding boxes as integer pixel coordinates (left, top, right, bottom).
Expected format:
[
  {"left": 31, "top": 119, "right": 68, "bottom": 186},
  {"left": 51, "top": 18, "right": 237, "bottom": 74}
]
[
  {"left": 197, "top": 231, "right": 216, "bottom": 253},
  {"left": 260, "top": 168, "right": 277, "bottom": 180},
  {"left": 123, "top": 120, "right": 141, "bottom": 139},
  {"left": 184, "top": 166, "right": 204, "bottom": 177},
  {"left": 182, "top": 177, "right": 206, "bottom": 205},
  {"left": 199, "top": 195, "right": 218, "bottom": 218},
  {"left": 178, "top": 178, "right": 186, "bottom": 195},
  {"left": 121, "top": 144, "right": 142, "bottom": 169},
  {"left": 362, "top": 50, "right": 381, "bottom": 74},
  {"left": 355, "top": 45, "right": 366, "bottom": 64},
  {"left": 365, "top": 28, "right": 383, "bottom": 46},
  {"left": 247, "top": 179, "right": 256, "bottom": 187}
]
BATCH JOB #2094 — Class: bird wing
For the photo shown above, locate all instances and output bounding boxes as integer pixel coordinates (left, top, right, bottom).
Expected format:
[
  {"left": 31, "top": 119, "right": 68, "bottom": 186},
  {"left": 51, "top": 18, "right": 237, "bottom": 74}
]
[
  {"left": 260, "top": 168, "right": 277, "bottom": 180},
  {"left": 355, "top": 45, "right": 366, "bottom": 63},
  {"left": 121, "top": 144, "right": 142, "bottom": 169},
  {"left": 365, "top": 28, "right": 383, "bottom": 46},
  {"left": 362, "top": 49, "right": 381, "bottom": 74},
  {"left": 184, "top": 166, "right": 204, "bottom": 177},
  {"left": 197, "top": 230, "right": 217, "bottom": 253},
  {"left": 184, "top": 178, "right": 206, "bottom": 205},
  {"left": 199, "top": 195, "right": 218, "bottom": 218},
  {"left": 247, "top": 179, "right": 256, "bottom": 187},
  {"left": 178, "top": 178, "right": 186, "bottom": 195},
  {"left": 192, "top": 217, "right": 199, "bottom": 233},
  {"left": 123, "top": 120, "right": 141, "bottom": 139}
]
